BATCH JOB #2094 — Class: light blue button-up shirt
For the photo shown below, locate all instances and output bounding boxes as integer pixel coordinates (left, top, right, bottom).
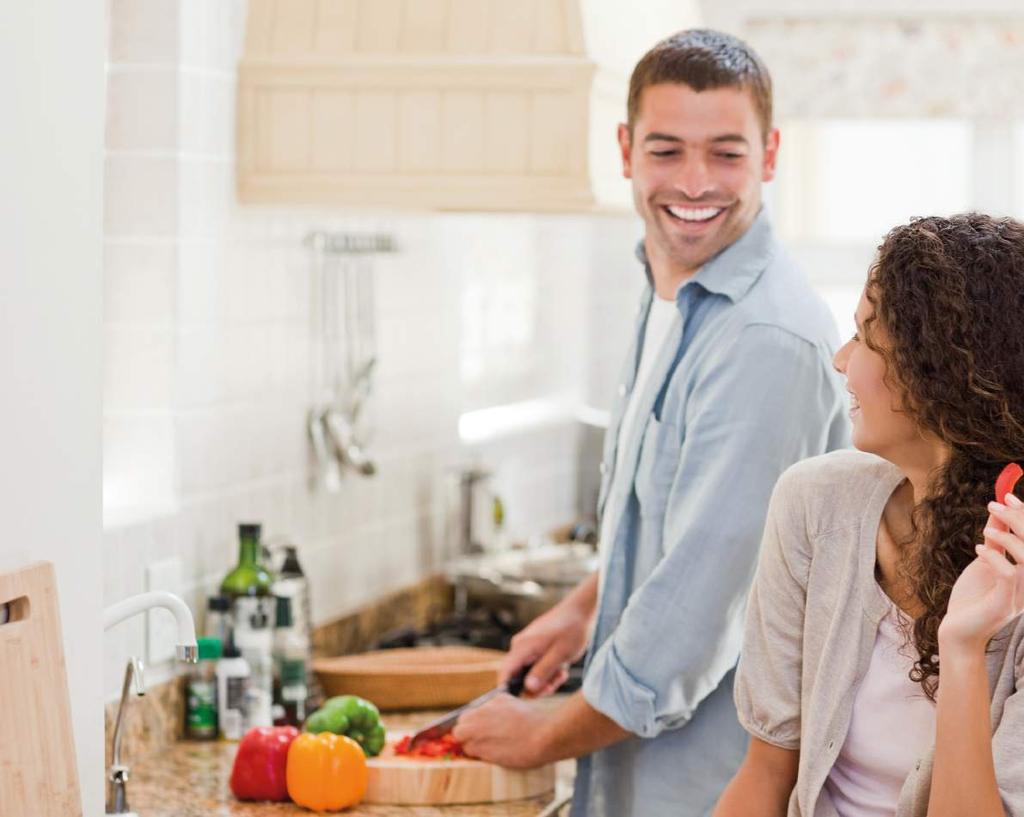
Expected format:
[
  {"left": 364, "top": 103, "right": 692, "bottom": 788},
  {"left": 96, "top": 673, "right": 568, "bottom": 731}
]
[{"left": 572, "top": 210, "right": 850, "bottom": 817}]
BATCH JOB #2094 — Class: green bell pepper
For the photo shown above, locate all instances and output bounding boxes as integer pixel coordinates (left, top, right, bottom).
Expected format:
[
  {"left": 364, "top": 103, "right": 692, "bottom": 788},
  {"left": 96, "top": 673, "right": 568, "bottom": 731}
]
[{"left": 303, "top": 695, "right": 385, "bottom": 757}]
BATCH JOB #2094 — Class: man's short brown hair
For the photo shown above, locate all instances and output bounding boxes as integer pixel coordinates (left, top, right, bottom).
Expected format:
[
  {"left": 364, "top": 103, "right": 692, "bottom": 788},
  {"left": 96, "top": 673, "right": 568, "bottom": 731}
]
[{"left": 627, "top": 29, "right": 773, "bottom": 141}]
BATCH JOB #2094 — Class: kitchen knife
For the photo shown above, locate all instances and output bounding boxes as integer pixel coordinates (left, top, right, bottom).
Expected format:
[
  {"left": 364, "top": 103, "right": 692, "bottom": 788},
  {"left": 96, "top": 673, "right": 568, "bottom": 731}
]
[{"left": 407, "top": 663, "right": 533, "bottom": 749}]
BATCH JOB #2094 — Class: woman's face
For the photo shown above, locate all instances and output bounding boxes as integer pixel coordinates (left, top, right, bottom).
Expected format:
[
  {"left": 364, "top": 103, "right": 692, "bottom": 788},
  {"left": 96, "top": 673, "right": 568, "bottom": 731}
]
[{"left": 832, "top": 286, "right": 927, "bottom": 464}]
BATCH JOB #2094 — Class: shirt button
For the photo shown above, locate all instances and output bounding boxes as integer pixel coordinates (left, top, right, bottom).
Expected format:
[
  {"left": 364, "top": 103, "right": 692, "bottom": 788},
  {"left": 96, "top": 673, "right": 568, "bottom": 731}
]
[
  {"left": 915, "top": 760, "right": 921, "bottom": 771},
  {"left": 599, "top": 462, "right": 608, "bottom": 476},
  {"left": 827, "top": 740, "right": 835, "bottom": 751},
  {"left": 617, "top": 383, "right": 628, "bottom": 397}
]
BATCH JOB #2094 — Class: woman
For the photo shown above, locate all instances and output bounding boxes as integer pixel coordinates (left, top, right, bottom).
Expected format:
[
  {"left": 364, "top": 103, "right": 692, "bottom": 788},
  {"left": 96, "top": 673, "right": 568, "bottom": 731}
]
[{"left": 713, "top": 213, "right": 1024, "bottom": 817}]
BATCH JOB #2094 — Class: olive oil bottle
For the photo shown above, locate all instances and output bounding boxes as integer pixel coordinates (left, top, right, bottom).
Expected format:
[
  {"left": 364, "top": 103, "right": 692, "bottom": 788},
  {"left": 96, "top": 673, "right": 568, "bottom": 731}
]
[{"left": 220, "top": 523, "right": 273, "bottom": 597}]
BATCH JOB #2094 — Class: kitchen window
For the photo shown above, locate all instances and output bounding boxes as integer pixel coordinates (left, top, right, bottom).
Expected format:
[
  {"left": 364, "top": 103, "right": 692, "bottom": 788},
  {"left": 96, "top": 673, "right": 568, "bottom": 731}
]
[
  {"left": 768, "top": 118, "right": 975, "bottom": 341},
  {"left": 773, "top": 119, "right": 973, "bottom": 244}
]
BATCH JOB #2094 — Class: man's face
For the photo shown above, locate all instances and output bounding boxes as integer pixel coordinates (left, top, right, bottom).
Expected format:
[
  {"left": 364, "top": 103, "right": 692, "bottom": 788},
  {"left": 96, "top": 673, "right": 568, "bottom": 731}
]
[{"left": 618, "top": 83, "right": 779, "bottom": 276}]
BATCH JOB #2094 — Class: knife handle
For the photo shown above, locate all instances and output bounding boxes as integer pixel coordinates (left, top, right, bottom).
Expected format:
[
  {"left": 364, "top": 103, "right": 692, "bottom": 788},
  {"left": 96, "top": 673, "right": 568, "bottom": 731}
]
[{"left": 505, "top": 662, "right": 534, "bottom": 697}]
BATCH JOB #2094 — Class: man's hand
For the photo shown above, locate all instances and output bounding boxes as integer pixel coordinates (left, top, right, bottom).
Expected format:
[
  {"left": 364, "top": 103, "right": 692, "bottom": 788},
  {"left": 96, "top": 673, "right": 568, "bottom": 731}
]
[
  {"left": 452, "top": 694, "right": 552, "bottom": 769},
  {"left": 500, "top": 572, "right": 598, "bottom": 695},
  {"left": 453, "top": 690, "right": 631, "bottom": 768}
]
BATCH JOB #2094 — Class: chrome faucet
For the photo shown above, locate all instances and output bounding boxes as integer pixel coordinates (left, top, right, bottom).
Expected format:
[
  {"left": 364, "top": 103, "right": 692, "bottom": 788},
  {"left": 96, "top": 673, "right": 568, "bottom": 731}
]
[
  {"left": 107, "top": 657, "right": 145, "bottom": 815},
  {"left": 103, "top": 592, "right": 198, "bottom": 815}
]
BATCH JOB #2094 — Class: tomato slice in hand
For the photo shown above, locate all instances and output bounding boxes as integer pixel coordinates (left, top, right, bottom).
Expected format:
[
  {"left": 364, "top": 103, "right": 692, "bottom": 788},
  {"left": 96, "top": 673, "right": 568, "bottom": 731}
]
[
  {"left": 991, "top": 462, "right": 1023, "bottom": 534},
  {"left": 995, "top": 463, "right": 1023, "bottom": 504}
]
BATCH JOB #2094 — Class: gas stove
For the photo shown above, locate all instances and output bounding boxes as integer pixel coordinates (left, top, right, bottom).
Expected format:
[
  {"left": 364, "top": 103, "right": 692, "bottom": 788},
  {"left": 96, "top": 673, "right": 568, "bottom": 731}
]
[{"left": 373, "top": 607, "right": 519, "bottom": 651}]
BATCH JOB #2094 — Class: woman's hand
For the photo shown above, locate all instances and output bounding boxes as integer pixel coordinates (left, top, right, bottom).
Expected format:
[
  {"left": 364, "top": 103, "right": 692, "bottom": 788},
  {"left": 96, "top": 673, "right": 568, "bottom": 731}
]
[{"left": 938, "top": 494, "right": 1024, "bottom": 654}]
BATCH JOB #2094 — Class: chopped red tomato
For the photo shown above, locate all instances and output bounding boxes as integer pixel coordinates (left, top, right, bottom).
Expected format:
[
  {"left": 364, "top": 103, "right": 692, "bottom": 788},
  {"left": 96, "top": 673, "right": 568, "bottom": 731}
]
[{"left": 394, "top": 733, "right": 466, "bottom": 759}]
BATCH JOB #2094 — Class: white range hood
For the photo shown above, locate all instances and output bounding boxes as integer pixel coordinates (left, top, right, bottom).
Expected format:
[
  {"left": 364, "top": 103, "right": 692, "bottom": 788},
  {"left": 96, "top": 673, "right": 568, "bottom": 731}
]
[{"left": 236, "top": 0, "right": 697, "bottom": 211}]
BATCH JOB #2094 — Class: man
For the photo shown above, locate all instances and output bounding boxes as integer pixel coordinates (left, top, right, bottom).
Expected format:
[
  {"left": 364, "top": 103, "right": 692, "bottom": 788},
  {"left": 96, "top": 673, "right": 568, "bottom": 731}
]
[{"left": 454, "top": 29, "right": 850, "bottom": 816}]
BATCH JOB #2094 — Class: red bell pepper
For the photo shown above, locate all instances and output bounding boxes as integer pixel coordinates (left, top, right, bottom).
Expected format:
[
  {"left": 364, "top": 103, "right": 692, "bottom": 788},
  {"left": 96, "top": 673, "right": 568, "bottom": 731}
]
[{"left": 230, "top": 725, "right": 300, "bottom": 802}]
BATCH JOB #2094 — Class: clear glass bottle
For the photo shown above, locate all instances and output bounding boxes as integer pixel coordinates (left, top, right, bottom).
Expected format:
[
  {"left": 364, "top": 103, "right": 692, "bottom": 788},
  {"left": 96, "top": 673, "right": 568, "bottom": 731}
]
[{"left": 185, "top": 637, "right": 221, "bottom": 740}]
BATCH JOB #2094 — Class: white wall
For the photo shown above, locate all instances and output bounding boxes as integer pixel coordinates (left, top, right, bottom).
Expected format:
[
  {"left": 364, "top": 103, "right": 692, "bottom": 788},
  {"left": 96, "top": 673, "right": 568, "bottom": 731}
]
[
  {"left": 101, "top": 0, "right": 644, "bottom": 703},
  {"left": 0, "top": 2, "right": 105, "bottom": 813},
  {"left": 582, "top": 0, "right": 702, "bottom": 78}
]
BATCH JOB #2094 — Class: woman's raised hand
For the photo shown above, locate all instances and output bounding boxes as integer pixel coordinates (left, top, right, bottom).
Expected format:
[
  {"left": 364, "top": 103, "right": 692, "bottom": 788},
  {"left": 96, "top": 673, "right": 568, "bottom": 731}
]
[{"left": 938, "top": 494, "right": 1024, "bottom": 654}]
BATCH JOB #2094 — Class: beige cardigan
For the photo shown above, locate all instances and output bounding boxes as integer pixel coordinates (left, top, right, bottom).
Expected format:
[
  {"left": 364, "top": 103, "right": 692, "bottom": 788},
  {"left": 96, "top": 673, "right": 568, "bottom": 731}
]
[{"left": 734, "top": 450, "right": 1024, "bottom": 817}]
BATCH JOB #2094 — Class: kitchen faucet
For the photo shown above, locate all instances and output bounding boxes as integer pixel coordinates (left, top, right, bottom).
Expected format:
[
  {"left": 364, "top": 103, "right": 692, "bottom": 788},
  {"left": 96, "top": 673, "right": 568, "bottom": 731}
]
[
  {"left": 103, "top": 592, "right": 198, "bottom": 815},
  {"left": 103, "top": 591, "right": 198, "bottom": 662},
  {"left": 107, "top": 657, "right": 145, "bottom": 816}
]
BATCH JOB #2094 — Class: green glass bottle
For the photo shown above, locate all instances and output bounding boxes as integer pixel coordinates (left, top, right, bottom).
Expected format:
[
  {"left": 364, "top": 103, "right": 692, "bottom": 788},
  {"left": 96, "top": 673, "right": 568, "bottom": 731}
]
[{"left": 220, "top": 523, "right": 273, "bottom": 597}]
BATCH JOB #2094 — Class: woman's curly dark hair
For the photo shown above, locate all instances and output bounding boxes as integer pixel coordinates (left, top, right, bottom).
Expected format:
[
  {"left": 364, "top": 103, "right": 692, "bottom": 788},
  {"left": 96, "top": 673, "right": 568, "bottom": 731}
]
[{"left": 862, "top": 213, "right": 1024, "bottom": 700}]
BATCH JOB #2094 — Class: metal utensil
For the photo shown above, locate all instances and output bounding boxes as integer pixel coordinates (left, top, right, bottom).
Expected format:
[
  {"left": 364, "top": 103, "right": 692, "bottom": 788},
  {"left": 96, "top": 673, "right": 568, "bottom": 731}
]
[{"left": 408, "top": 663, "right": 532, "bottom": 749}]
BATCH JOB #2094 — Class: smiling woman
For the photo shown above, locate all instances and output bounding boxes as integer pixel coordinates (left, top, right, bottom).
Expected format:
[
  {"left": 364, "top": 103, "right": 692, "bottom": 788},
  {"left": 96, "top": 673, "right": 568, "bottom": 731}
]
[
  {"left": 850, "top": 216, "right": 1024, "bottom": 690},
  {"left": 716, "top": 213, "right": 1024, "bottom": 817},
  {"left": 833, "top": 287, "right": 924, "bottom": 464}
]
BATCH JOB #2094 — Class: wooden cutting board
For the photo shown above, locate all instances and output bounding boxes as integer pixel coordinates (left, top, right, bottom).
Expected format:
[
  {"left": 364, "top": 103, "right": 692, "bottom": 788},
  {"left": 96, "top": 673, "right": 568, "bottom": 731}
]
[
  {"left": 364, "top": 732, "right": 555, "bottom": 805},
  {"left": 0, "top": 561, "right": 82, "bottom": 817},
  {"left": 313, "top": 646, "right": 504, "bottom": 711}
]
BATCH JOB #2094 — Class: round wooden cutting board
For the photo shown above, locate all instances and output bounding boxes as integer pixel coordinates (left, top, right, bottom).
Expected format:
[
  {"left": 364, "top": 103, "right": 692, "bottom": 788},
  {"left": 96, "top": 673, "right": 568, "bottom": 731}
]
[
  {"left": 312, "top": 646, "right": 505, "bottom": 711},
  {"left": 364, "top": 732, "right": 555, "bottom": 805}
]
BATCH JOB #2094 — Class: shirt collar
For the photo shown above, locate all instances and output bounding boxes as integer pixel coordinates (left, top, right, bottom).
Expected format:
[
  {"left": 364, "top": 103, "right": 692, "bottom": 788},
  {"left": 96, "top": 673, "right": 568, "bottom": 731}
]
[{"left": 635, "top": 207, "right": 776, "bottom": 304}]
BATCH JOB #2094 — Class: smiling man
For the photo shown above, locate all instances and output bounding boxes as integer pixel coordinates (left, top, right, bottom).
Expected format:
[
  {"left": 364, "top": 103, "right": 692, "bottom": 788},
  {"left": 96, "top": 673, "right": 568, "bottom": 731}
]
[{"left": 454, "top": 30, "right": 850, "bottom": 816}]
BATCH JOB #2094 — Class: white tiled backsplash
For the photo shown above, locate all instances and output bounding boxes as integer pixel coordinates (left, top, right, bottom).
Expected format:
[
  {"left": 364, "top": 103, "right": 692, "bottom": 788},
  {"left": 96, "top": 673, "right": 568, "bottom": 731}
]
[{"left": 102, "top": 0, "right": 643, "bottom": 699}]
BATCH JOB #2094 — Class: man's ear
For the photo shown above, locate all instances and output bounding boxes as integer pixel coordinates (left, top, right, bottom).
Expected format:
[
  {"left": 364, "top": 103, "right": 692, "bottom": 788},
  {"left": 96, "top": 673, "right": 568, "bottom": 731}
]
[
  {"left": 762, "top": 127, "right": 780, "bottom": 182},
  {"left": 617, "top": 123, "right": 633, "bottom": 179}
]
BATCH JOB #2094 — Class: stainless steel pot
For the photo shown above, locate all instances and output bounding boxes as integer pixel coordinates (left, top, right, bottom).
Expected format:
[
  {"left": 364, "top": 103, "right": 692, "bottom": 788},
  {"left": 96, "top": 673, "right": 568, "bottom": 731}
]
[{"left": 447, "top": 543, "right": 598, "bottom": 623}]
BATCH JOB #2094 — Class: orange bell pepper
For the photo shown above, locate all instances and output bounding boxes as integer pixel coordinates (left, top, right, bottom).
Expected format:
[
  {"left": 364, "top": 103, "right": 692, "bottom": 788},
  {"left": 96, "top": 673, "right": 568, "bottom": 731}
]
[{"left": 286, "top": 732, "right": 368, "bottom": 812}]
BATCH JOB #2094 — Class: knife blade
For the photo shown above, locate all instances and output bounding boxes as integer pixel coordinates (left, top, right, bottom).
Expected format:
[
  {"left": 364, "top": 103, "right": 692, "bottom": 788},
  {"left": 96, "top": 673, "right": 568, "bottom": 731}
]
[{"left": 407, "top": 663, "right": 532, "bottom": 749}]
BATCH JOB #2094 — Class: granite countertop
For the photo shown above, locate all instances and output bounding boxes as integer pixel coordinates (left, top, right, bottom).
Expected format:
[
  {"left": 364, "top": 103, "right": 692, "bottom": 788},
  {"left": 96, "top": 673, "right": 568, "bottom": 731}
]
[{"left": 128, "top": 710, "right": 574, "bottom": 817}]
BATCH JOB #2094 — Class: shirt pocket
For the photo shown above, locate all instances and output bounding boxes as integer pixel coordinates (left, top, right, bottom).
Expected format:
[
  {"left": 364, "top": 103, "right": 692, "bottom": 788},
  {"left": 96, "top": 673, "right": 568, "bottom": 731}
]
[{"left": 634, "top": 416, "right": 682, "bottom": 519}]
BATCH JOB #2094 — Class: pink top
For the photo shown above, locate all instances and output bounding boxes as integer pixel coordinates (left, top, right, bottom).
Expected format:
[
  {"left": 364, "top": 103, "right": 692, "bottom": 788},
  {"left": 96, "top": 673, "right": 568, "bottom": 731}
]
[{"left": 824, "top": 597, "right": 936, "bottom": 816}]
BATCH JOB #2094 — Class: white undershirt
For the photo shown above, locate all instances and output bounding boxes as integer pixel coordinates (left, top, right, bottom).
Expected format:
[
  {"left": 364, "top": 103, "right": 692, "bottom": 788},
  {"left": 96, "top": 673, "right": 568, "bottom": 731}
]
[
  {"left": 825, "top": 599, "right": 936, "bottom": 817},
  {"left": 598, "top": 296, "right": 679, "bottom": 558}
]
